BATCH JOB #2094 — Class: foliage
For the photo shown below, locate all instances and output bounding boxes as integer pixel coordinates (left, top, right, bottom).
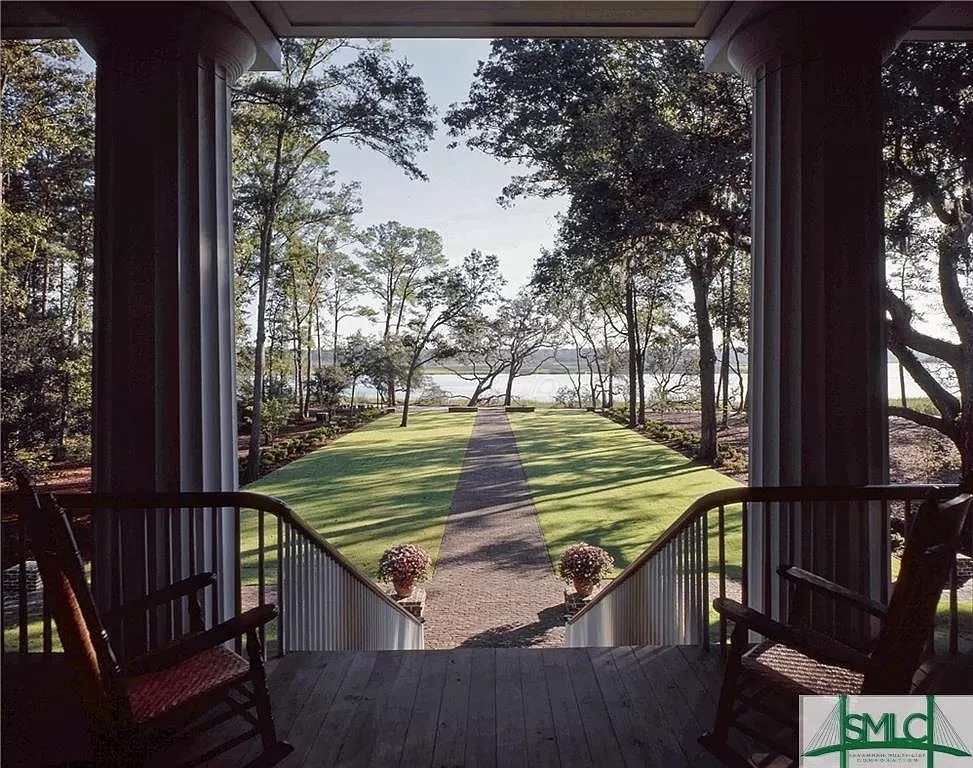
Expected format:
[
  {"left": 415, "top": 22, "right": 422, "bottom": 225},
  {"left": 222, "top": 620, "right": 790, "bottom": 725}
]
[
  {"left": 494, "top": 291, "right": 563, "bottom": 406},
  {"left": 260, "top": 397, "right": 291, "bottom": 444},
  {"left": 448, "top": 39, "right": 750, "bottom": 458},
  {"left": 233, "top": 39, "right": 435, "bottom": 481},
  {"left": 377, "top": 543, "right": 431, "bottom": 583},
  {"left": 556, "top": 542, "right": 614, "bottom": 585},
  {"left": 0, "top": 40, "right": 94, "bottom": 468},
  {"left": 308, "top": 365, "right": 349, "bottom": 408},
  {"left": 882, "top": 41, "right": 973, "bottom": 478},
  {"left": 397, "top": 250, "right": 504, "bottom": 426}
]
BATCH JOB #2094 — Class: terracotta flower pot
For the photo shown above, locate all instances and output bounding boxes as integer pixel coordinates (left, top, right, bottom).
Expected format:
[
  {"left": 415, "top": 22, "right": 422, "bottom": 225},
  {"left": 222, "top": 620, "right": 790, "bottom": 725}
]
[
  {"left": 393, "top": 577, "right": 415, "bottom": 598},
  {"left": 573, "top": 577, "right": 597, "bottom": 597}
]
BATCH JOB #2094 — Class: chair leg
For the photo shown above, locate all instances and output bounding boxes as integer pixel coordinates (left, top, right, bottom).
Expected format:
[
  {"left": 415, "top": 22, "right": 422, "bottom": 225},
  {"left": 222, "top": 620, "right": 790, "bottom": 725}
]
[
  {"left": 700, "top": 621, "right": 750, "bottom": 766},
  {"left": 245, "top": 630, "right": 278, "bottom": 750}
]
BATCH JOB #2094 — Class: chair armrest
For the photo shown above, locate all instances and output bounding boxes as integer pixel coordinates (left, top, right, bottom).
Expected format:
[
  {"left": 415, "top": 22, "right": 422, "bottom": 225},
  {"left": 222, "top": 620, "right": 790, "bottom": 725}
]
[
  {"left": 102, "top": 572, "right": 217, "bottom": 626},
  {"left": 714, "top": 597, "right": 870, "bottom": 673},
  {"left": 778, "top": 566, "right": 888, "bottom": 619},
  {"left": 122, "top": 603, "right": 278, "bottom": 676}
]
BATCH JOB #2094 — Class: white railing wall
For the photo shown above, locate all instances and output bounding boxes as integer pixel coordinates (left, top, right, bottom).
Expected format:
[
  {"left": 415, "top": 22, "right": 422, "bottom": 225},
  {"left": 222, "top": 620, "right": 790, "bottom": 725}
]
[
  {"left": 566, "top": 485, "right": 966, "bottom": 653},
  {"left": 278, "top": 514, "right": 423, "bottom": 652},
  {"left": 2, "top": 490, "right": 423, "bottom": 659}
]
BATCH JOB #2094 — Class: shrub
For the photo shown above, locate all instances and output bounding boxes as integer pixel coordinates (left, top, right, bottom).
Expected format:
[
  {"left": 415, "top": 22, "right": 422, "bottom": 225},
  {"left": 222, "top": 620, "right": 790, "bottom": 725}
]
[
  {"left": 377, "top": 544, "right": 431, "bottom": 583},
  {"left": 557, "top": 542, "right": 614, "bottom": 586}
]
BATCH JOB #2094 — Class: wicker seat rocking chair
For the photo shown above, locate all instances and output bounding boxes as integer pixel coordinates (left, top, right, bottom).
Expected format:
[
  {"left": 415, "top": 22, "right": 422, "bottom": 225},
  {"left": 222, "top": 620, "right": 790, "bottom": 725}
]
[
  {"left": 699, "top": 492, "right": 972, "bottom": 768},
  {"left": 18, "top": 478, "right": 293, "bottom": 767}
]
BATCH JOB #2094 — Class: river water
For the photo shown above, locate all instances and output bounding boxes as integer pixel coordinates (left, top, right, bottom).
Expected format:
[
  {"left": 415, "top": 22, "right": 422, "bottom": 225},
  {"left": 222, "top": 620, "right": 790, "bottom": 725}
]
[{"left": 347, "top": 363, "right": 932, "bottom": 405}]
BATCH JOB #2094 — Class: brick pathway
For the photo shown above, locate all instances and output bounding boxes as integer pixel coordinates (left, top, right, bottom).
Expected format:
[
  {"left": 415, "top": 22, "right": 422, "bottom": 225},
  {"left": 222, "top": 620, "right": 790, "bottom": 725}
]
[{"left": 422, "top": 409, "right": 566, "bottom": 648}]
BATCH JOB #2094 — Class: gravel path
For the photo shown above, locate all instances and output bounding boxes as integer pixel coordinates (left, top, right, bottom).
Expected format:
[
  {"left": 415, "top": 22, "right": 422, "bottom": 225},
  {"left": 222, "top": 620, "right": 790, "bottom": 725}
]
[{"left": 422, "top": 409, "right": 567, "bottom": 649}]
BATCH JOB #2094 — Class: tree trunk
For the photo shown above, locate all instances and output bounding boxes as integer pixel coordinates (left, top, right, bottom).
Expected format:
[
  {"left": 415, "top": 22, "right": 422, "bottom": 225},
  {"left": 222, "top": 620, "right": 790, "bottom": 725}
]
[
  {"left": 688, "top": 258, "right": 718, "bottom": 464},
  {"left": 246, "top": 227, "right": 273, "bottom": 483},
  {"left": 636, "top": 346, "right": 646, "bottom": 426},
  {"left": 719, "top": 257, "right": 732, "bottom": 429},
  {"left": 732, "top": 342, "right": 746, "bottom": 413},
  {"left": 400, "top": 354, "right": 420, "bottom": 427},
  {"left": 625, "top": 257, "right": 637, "bottom": 428},
  {"left": 304, "top": 346, "right": 312, "bottom": 416}
]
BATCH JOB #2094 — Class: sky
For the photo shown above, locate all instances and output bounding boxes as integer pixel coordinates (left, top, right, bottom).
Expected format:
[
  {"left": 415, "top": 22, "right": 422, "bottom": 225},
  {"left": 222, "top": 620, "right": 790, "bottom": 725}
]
[
  {"left": 78, "top": 39, "right": 565, "bottom": 297},
  {"left": 326, "top": 39, "right": 568, "bottom": 298}
]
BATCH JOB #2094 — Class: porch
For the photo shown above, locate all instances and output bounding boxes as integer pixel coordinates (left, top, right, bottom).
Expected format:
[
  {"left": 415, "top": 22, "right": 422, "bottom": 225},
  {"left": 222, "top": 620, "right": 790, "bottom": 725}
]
[{"left": 4, "top": 645, "right": 732, "bottom": 768}]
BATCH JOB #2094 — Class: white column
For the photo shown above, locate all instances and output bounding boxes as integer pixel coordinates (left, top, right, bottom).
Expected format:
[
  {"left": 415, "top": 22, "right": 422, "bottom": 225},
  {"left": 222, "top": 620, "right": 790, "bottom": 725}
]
[
  {"left": 72, "top": 6, "right": 256, "bottom": 653},
  {"left": 727, "top": 5, "right": 917, "bottom": 642}
]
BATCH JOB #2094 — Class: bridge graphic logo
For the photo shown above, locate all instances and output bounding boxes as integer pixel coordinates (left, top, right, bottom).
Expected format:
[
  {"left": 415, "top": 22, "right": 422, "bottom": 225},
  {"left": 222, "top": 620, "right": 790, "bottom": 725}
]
[{"left": 800, "top": 694, "right": 973, "bottom": 767}]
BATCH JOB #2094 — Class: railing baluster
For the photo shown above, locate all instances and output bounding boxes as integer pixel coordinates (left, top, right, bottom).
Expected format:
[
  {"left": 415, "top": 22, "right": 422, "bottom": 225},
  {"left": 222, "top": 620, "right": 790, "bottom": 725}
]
[
  {"left": 210, "top": 503, "right": 219, "bottom": 628},
  {"left": 702, "top": 510, "right": 710, "bottom": 651},
  {"left": 277, "top": 514, "right": 284, "bottom": 656},
  {"left": 18, "top": 511, "right": 28, "bottom": 657},
  {"left": 948, "top": 556, "right": 958, "bottom": 655},
  {"left": 763, "top": 501, "right": 772, "bottom": 622}
]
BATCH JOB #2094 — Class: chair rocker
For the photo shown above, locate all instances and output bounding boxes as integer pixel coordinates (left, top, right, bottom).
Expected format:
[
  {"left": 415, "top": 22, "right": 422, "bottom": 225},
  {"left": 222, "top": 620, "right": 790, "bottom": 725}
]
[
  {"left": 19, "top": 479, "right": 293, "bottom": 767},
  {"left": 699, "top": 492, "right": 972, "bottom": 768}
]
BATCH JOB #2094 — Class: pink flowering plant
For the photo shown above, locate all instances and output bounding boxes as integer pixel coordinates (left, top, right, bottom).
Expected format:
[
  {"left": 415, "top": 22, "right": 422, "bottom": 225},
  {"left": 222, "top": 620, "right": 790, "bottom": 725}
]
[
  {"left": 378, "top": 543, "right": 431, "bottom": 584},
  {"left": 557, "top": 542, "right": 614, "bottom": 586}
]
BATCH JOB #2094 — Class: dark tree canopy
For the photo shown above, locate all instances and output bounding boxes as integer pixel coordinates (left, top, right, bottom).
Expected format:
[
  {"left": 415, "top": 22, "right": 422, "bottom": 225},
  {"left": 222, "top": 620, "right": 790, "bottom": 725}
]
[{"left": 883, "top": 41, "right": 973, "bottom": 477}]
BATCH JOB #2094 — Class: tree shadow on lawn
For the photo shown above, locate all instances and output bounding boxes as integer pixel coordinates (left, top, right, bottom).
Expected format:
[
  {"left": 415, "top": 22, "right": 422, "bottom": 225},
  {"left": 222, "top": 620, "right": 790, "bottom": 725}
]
[{"left": 457, "top": 605, "right": 566, "bottom": 648}]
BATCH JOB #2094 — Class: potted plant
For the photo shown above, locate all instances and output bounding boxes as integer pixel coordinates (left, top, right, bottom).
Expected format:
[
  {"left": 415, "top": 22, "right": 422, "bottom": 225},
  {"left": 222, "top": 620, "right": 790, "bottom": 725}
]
[
  {"left": 378, "top": 543, "right": 431, "bottom": 598},
  {"left": 557, "top": 542, "right": 614, "bottom": 597}
]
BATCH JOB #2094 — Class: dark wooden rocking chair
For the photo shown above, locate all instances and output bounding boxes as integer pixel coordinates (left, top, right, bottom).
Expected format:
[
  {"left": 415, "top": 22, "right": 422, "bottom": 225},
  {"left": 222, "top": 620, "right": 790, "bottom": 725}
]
[
  {"left": 699, "top": 492, "right": 972, "bottom": 768},
  {"left": 18, "top": 478, "right": 293, "bottom": 767}
]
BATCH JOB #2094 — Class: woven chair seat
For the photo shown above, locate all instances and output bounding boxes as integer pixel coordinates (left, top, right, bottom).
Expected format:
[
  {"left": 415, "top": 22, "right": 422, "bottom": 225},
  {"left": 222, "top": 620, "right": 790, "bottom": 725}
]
[
  {"left": 742, "top": 640, "right": 864, "bottom": 696},
  {"left": 124, "top": 645, "right": 251, "bottom": 723}
]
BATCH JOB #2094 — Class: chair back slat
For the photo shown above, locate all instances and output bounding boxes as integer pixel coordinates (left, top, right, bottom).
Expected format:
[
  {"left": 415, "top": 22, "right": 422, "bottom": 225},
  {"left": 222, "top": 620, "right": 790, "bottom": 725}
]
[
  {"left": 17, "top": 478, "right": 122, "bottom": 721},
  {"left": 864, "top": 493, "right": 972, "bottom": 693}
]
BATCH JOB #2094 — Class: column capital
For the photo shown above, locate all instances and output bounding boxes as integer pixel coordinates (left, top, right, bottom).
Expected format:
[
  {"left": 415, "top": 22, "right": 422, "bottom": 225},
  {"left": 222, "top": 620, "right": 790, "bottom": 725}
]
[
  {"left": 726, "top": 3, "right": 929, "bottom": 80},
  {"left": 64, "top": 2, "right": 256, "bottom": 81}
]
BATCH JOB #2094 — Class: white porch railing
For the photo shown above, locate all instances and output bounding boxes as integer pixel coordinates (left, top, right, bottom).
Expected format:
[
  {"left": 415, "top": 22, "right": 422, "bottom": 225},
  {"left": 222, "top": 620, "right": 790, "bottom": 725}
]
[
  {"left": 2, "top": 491, "right": 423, "bottom": 659},
  {"left": 565, "top": 485, "right": 966, "bottom": 653}
]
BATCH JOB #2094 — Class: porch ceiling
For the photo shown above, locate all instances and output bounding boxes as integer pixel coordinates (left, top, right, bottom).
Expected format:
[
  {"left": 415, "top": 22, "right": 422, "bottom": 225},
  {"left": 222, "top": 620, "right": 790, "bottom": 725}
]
[{"left": 2, "top": 2, "right": 971, "bottom": 73}]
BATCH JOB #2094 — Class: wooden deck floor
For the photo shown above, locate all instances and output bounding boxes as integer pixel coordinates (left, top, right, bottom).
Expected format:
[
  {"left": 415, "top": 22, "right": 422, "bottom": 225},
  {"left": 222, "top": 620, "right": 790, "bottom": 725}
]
[{"left": 173, "top": 645, "right": 728, "bottom": 768}]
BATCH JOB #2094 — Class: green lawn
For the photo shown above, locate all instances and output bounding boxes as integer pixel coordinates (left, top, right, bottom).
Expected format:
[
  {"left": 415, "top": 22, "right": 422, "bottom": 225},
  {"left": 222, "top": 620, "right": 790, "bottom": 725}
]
[
  {"left": 506, "top": 410, "right": 743, "bottom": 576},
  {"left": 244, "top": 411, "right": 475, "bottom": 580}
]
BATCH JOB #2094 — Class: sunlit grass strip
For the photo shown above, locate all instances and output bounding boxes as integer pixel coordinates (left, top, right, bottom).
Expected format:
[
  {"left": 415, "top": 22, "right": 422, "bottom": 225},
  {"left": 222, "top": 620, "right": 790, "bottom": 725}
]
[
  {"left": 244, "top": 411, "right": 476, "bottom": 580},
  {"left": 507, "top": 410, "right": 743, "bottom": 577}
]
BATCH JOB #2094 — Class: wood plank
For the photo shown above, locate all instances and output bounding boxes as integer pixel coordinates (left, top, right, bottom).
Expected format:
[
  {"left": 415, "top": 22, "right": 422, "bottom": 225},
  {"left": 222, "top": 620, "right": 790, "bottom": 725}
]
[
  {"left": 494, "top": 648, "right": 528, "bottom": 767},
  {"left": 177, "top": 651, "right": 331, "bottom": 768},
  {"left": 297, "top": 651, "right": 378, "bottom": 766},
  {"left": 463, "top": 647, "right": 497, "bottom": 768},
  {"left": 666, "top": 646, "right": 722, "bottom": 729},
  {"left": 365, "top": 650, "right": 425, "bottom": 768},
  {"left": 540, "top": 648, "right": 593, "bottom": 768},
  {"left": 398, "top": 649, "right": 450, "bottom": 768},
  {"left": 430, "top": 648, "right": 474, "bottom": 768},
  {"left": 587, "top": 646, "right": 682, "bottom": 768},
  {"left": 519, "top": 650, "right": 559, "bottom": 768},
  {"left": 331, "top": 650, "right": 406, "bottom": 768},
  {"left": 561, "top": 647, "right": 626, "bottom": 768},
  {"left": 677, "top": 646, "right": 787, "bottom": 759},
  {"left": 614, "top": 646, "right": 706, "bottom": 767}
]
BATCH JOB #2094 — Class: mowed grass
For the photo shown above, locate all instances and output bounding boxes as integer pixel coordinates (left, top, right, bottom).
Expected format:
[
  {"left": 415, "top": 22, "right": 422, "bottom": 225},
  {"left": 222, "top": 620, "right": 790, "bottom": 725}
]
[
  {"left": 244, "top": 411, "right": 475, "bottom": 579},
  {"left": 507, "top": 410, "right": 743, "bottom": 577}
]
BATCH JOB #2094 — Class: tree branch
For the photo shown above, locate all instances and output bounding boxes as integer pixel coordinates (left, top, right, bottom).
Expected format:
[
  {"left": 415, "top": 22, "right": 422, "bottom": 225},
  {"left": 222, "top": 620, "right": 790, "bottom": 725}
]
[
  {"left": 888, "top": 404, "right": 955, "bottom": 437},
  {"left": 885, "top": 317, "right": 961, "bottom": 421},
  {"left": 885, "top": 287, "right": 962, "bottom": 367}
]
